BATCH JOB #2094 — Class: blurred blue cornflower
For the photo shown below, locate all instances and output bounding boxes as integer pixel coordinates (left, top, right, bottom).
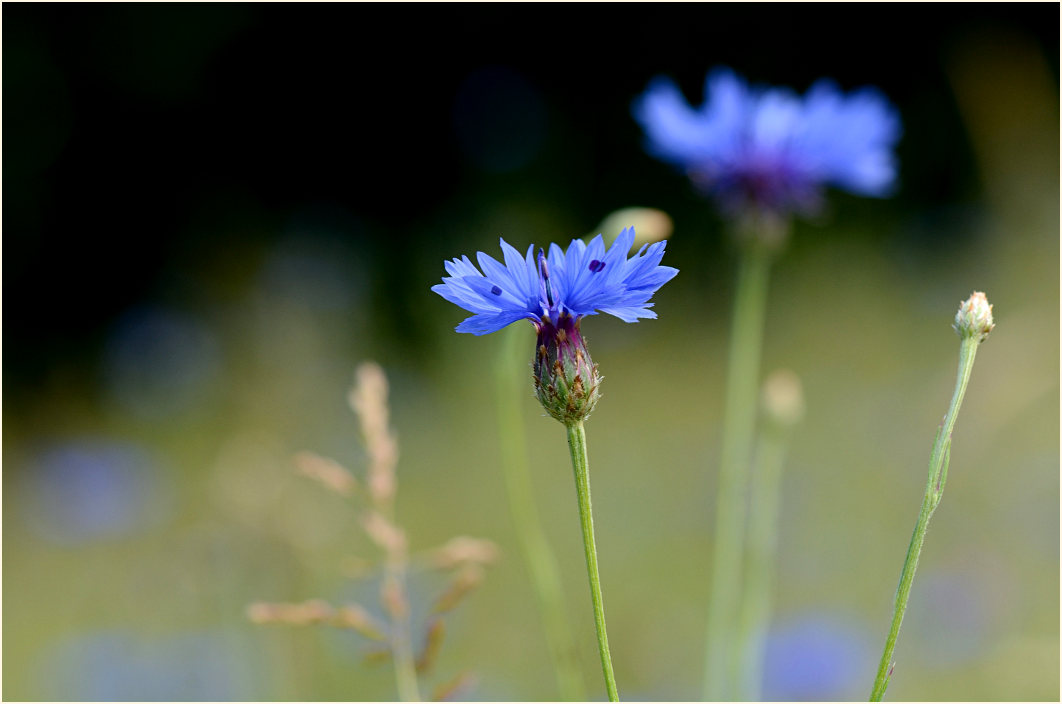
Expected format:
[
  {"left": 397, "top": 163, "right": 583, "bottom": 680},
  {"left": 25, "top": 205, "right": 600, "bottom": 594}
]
[
  {"left": 22, "top": 439, "right": 173, "bottom": 545},
  {"left": 433, "top": 227, "right": 677, "bottom": 423},
  {"left": 633, "top": 67, "right": 901, "bottom": 217},
  {"left": 432, "top": 226, "right": 677, "bottom": 336},
  {"left": 763, "top": 614, "right": 875, "bottom": 701},
  {"left": 42, "top": 629, "right": 252, "bottom": 700}
]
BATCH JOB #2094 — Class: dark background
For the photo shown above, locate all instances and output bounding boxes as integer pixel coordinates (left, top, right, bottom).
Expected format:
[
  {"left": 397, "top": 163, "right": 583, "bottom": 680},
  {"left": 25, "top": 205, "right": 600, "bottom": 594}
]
[{"left": 6, "top": 3, "right": 1057, "bottom": 385}]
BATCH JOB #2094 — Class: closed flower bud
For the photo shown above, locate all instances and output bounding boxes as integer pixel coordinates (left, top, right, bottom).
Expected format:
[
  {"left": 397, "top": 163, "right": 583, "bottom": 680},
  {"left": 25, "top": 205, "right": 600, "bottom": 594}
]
[
  {"left": 953, "top": 291, "right": 994, "bottom": 342},
  {"left": 595, "top": 207, "right": 673, "bottom": 247},
  {"left": 761, "top": 369, "right": 805, "bottom": 428},
  {"left": 533, "top": 312, "right": 601, "bottom": 424}
]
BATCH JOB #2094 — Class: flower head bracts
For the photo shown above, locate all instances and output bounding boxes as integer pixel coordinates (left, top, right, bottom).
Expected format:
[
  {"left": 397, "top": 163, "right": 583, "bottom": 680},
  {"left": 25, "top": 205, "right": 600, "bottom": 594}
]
[
  {"left": 633, "top": 67, "right": 901, "bottom": 217},
  {"left": 432, "top": 227, "right": 678, "bottom": 335}
]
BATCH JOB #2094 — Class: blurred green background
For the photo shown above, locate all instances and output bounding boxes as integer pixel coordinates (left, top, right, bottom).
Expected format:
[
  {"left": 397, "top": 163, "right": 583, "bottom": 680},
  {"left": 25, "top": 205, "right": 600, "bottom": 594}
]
[{"left": 3, "top": 4, "right": 1058, "bottom": 701}]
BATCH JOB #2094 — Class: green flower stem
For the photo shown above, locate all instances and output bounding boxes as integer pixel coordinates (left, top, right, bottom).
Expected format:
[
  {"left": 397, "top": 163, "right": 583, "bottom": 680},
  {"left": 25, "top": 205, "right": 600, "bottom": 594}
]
[
  {"left": 736, "top": 420, "right": 792, "bottom": 701},
  {"left": 494, "top": 327, "right": 586, "bottom": 701},
  {"left": 565, "top": 420, "right": 620, "bottom": 702},
  {"left": 869, "top": 334, "right": 982, "bottom": 701},
  {"left": 703, "top": 245, "right": 773, "bottom": 700}
]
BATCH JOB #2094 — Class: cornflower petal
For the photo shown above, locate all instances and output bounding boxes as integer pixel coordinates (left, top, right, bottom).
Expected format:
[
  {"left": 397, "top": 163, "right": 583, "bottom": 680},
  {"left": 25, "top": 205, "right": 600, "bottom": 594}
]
[
  {"left": 597, "top": 305, "right": 658, "bottom": 323},
  {"left": 546, "top": 242, "right": 568, "bottom": 309},
  {"left": 500, "top": 239, "right": 536, "bottom": 303},
  {"left": 633, "top": 78, "right": 719, "bottom": 165},
  {"left": 443, "top": 255, "right": 481, "bottom": 279},
  {"left": 703, "top": 69, "right": 751, "bottom": 133},
  {"left": 565, "top": 234, "right": 609, "bottom": 312},
  {"left": 476, "top": 250, "right": 521, "bottom": 299},
  {"left": 455, "top": 309, "right": 533, "bottom": 336},
  {"left": 464, "top": 275, "right": 526, "bottom": 309},
  {"left": 429, "top": 281, "right": 481, "bottom": 312},
  {"left": 599, "top": 227, "right": 636, "bottom": 288}
]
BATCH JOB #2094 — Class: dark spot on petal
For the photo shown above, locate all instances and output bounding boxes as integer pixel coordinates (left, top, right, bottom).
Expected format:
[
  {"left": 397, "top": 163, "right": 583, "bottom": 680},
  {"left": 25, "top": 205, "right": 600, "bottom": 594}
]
[
  {"left": 588, "top": 260, "right": 606, "bottom": 273},
  {"left": 490, "top": 285, "right": 502, "bottom": 295}
]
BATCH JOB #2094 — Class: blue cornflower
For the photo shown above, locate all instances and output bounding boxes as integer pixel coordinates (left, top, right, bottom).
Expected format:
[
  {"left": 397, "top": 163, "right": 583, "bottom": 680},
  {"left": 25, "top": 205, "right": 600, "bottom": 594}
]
[
  {"left": 433, "top": 227, "right": 678, "bottom": 423},
  {"left": 431, "top": 226, "right": 678, "bottom": 336},
  {"left": 633, "top": 67, "right": 901, "bottom": 217}
]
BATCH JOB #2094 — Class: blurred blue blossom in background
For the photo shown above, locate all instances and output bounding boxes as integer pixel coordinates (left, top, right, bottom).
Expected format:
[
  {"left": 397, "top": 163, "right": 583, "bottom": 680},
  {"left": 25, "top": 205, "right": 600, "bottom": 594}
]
[
  {"left": 632, "top": 67, "right": 902, "bottom": 217},
  {"left": 762, "top": 613, "right": 876, "bottom": 701},
  {"left": 39, "top": 629, "right": 252, "bottom": 700},
  {"left": 21, "top": 439, "right": 174, "bottom": 545}
]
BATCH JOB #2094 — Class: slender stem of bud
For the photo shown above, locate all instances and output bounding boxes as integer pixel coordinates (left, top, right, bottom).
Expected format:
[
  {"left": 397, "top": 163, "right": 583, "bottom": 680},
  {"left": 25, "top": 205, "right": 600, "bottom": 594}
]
[
  {"left": 704, "top": 245, "right": 773, "bottom": 699},
  {"left": 565, "top": 420, "right": 620, "bottom": 702},
  {"left": 869, "top": 335, "right": 982, "bottom": 701},
  {"left": 735, "top": 417, "right": 793, "bottom": 700},
  {"left": 494, "top": 327, "right": 586, "bottom": 701}
]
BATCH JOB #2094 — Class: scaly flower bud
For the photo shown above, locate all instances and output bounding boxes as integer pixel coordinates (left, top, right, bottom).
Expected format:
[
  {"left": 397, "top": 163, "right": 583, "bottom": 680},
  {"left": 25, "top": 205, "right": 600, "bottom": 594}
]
[
  {"left": 533, "top": 312, "right": 601, "bottom": 424},
  {"left": 953, "top": 291, "right": 994, "bottom": 343}
]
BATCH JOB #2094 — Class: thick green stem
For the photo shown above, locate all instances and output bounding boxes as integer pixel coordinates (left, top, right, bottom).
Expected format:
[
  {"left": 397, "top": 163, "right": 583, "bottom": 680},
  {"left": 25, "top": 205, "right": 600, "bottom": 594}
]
[
  {"left": 736, "top": 419, "right": 791, "bottom": 700},
  {"left": 869, "top": 335, "right": 981, "bottom": 701},
  {"left": 566, "top": 420, "right": 620, "bottom": 702},
  {"left": 495, "top": 327, "right": 586, "bottom": 701},
  {"left": 704, "top": 246, "right": 773, "bottom": 700}
]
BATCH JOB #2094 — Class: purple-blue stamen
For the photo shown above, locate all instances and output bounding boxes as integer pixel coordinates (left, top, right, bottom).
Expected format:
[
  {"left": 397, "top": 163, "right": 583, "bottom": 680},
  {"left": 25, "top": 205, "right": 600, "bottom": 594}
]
[
  {"left": 490, "top": 285, "right": 503, "bottom": 296},
  {"left": 588, "top": 260, "right": 606, "bottom": 273},
  {"left": 538, "top": 248, "right": 555, "bottom": 308}
]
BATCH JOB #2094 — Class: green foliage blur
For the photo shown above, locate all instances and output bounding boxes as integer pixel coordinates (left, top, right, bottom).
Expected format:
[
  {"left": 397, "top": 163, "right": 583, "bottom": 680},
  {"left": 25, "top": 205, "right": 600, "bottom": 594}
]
[{"left": 3, "top": 5, "right": 1058, "bottom": 701}]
